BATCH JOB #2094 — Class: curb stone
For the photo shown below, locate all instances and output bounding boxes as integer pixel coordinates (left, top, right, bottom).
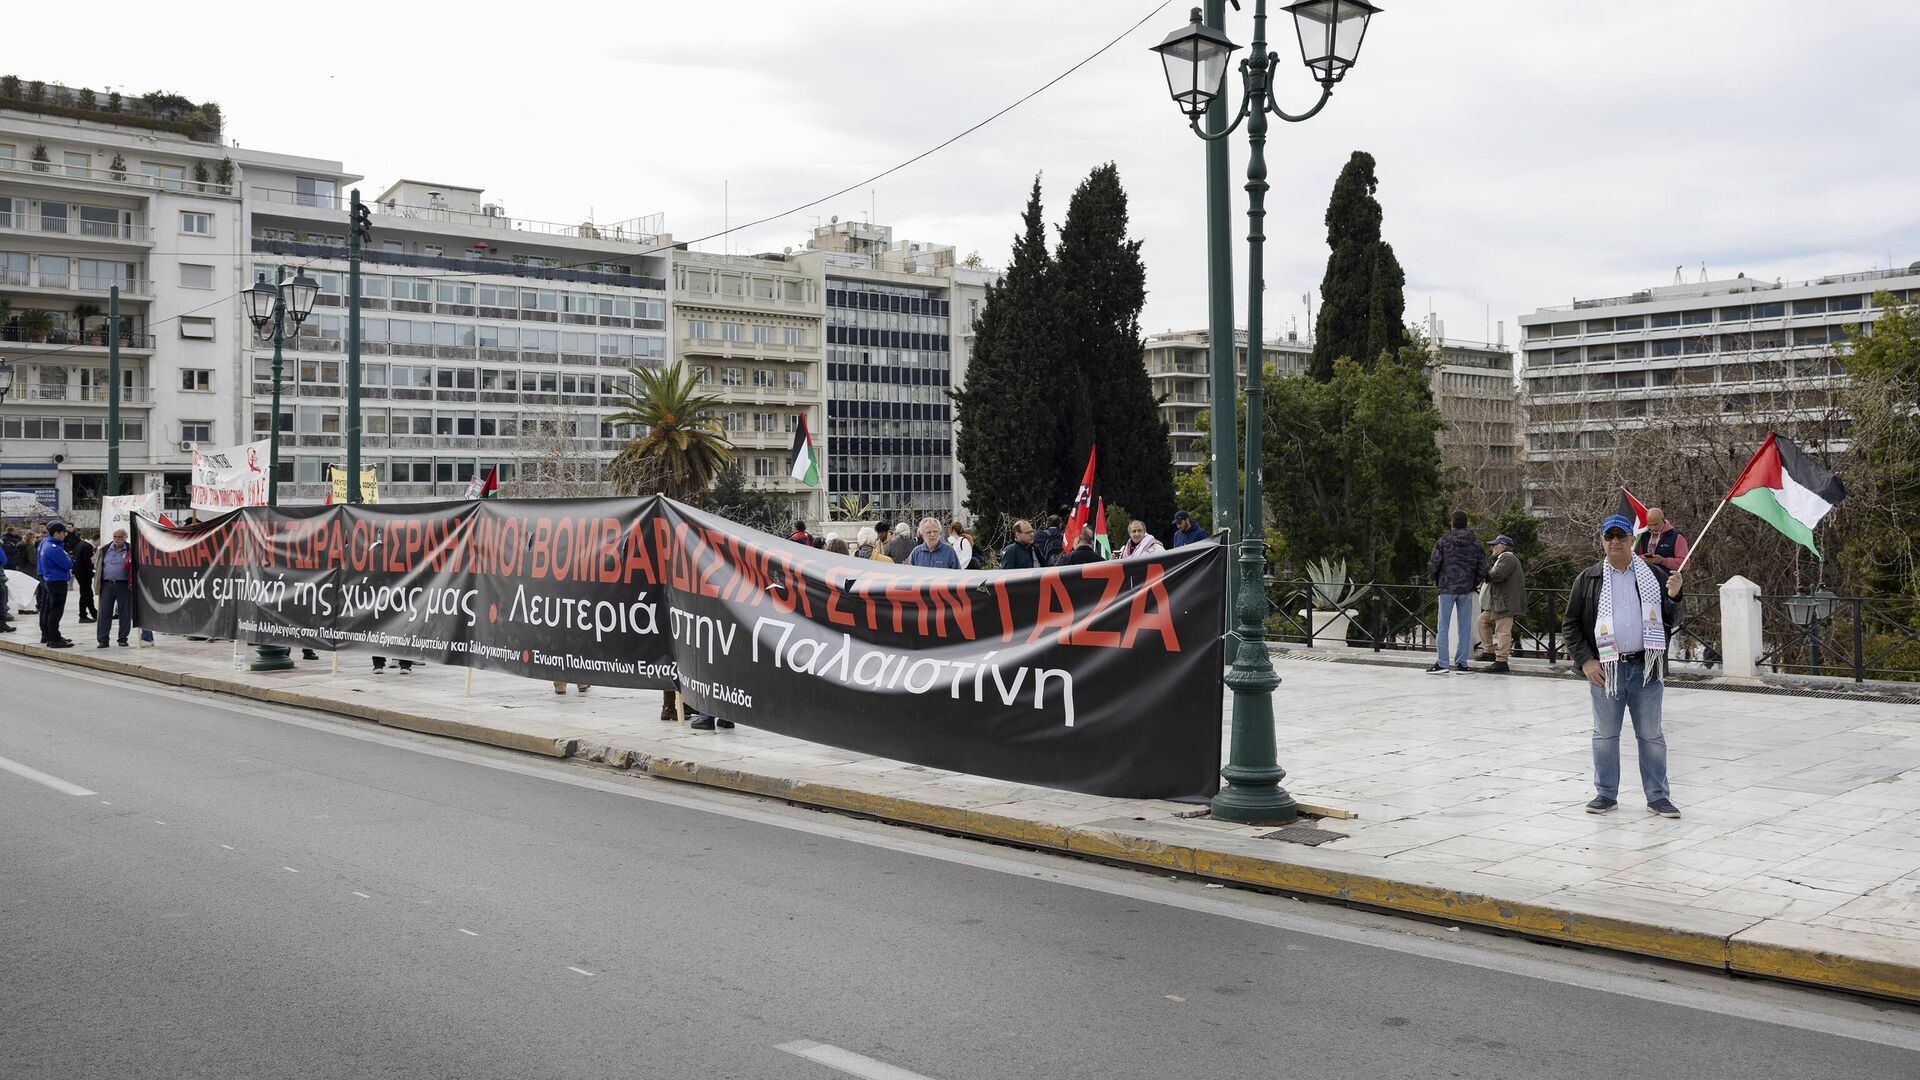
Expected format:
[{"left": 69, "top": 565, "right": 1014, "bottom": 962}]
[{"left": 6, "top": 637, "right": 1916, "bottom": 1005}]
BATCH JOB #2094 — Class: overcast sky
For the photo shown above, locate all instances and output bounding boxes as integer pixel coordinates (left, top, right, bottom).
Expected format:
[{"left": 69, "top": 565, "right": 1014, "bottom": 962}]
[{"left": 37, "top": 1, "right": 1920, "bottom": 347}]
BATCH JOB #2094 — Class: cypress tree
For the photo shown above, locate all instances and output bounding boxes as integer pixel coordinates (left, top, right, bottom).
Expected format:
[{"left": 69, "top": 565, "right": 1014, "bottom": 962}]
[
  {"left": 1055, "top": 163, "right": 1173, "bottom": 532},
  {"left": 1308, "top": 151, "right": 1408, "bottom": 381},
  {"left": 955, "top": 177, "right": 1067, "bottom": 542}
]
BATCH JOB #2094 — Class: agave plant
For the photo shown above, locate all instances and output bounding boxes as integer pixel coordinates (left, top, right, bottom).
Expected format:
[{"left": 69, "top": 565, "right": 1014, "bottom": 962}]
[{"left": 1305, "top": 557, "right": 1364, "bottom": 611}]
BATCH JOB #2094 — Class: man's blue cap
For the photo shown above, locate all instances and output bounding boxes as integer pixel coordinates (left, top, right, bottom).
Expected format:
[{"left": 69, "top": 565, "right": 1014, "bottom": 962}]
[
  {"left": 1599, "top": 514, "right": 1635, "bottom": 536},
  {"left": 1493, "top": 535, "right": 1516, "bottom": 548}
]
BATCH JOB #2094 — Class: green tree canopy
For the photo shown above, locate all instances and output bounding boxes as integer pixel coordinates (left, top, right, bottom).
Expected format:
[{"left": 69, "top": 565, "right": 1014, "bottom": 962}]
[
  {"left": 1308, "top": 151, "right": 1408, "bottom": 381},
  {"left": 955, "top": 177, "right": 1070, "bottom": 543},
  {"left": 1056, "top": 163, "right": 1174, "bottom": 532},
  {"left": 1264, "top": 347, "right": 1444, "bottom": 582},
  {"left": 1837, "top": 291, "right": 1920, "bottom": 595}
]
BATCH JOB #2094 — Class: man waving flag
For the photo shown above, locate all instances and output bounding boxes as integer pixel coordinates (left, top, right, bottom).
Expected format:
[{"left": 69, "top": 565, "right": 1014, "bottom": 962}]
[
  {"left": 788, "top": 413, "right": 820, "bottom": 487},
  {"left": 1728, "top": 433, "right": 1846, "bottom": 558}
]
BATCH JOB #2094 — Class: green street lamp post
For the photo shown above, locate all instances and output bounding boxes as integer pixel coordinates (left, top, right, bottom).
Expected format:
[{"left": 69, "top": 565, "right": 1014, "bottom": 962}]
[
  {"left": 243, "top": 265, "right": 319, "bottom": 672},
  {"left": 1153, "top": 0, "right": 1380, "bottom": 824}
]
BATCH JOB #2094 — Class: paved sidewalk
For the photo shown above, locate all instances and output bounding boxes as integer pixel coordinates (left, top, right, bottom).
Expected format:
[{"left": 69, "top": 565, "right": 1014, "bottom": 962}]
[{"left": 6, "top": 602, "right": 1919, "bottom": 1003}]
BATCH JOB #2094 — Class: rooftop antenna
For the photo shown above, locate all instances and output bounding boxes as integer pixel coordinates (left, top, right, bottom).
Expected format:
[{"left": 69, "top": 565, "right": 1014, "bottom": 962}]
[
  {"left": 724, "top": 180, "right": 729, "bottom": 256},
  {"left": 1699, "top": 262, "right": 1709, "bottom": 283},
  {"left": 1674, "top": 266, "right": 1684, "bottom": 285}
]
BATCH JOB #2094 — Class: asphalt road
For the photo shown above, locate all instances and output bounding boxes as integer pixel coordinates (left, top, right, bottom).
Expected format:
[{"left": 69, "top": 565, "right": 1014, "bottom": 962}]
[{"left": 3, "top": 655, "right": 1917, "bottom": 1080}]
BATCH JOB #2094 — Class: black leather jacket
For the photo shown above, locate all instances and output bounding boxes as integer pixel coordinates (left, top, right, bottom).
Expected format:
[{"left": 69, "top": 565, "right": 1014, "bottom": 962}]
[{"left": 1560, "top": 560, "right": 1679, "bottom": 666}]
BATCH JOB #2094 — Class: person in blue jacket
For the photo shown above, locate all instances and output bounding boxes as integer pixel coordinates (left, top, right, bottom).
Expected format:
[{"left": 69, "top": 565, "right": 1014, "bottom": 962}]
[
  {"left": 1171, "top": 510, "right": 1210, "bottom": 548},
  {"left": 36, "top": 520, "right": 75, "bottom": 648}
]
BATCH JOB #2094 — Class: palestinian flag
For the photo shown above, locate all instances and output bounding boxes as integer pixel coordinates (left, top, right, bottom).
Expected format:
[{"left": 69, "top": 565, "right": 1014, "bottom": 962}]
[
  {"left": 1093, "top": 498, "right": 1111, "bottom": 558},
  {"left": 465, "top": 465, "right": 500, "bottom": 500},
  {"left": 1615, "top": 488, "right": 1649, "bottom": 538},
  {"left": 1729, "top": 434, "right": 1845, "bottom": 558},
  {"left": 788, "top": 414, "right": 820, "bottom": 486}
]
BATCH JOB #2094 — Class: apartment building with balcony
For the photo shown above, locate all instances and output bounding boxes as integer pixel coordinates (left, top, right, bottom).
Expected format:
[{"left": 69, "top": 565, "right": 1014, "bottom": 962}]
[
  {"left": 795, "top": 220, "right": 966, "bottom": 524},
  {"left": 0, "top": 90, "right": 244, "bottom": 513},
  {"left": 670, "top": 249, "right": 827, "bottom": 523},
  {"left": 1515, "top": 266, "right": 1919, "bottom": 509},
  {"left": 246, "top": 178, "right": 672, "bottom": 504},
  {"left": 1142, "top": 328, "right": 1311, "bottom": 472}
]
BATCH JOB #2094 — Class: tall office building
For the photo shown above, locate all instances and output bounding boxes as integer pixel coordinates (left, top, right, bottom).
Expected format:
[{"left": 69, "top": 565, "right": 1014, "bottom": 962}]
[
  {"left": 669, "top": 248, "right": 827, "bottom": 522},
  {"left": 1141, "top": 328, "right": 1311, "bottom": 472},
  {"left": 1516, "top": 266, "right": 1918, "bottom": 509},
  {"left": 249, "top": 179, "right": 672, "bottom": 503},
  {"left": 1419, "top": 315, "right": 1519, "bottom": 509},
  {"left": 797, "top": 220, "right": 965, "bottom": 524}
]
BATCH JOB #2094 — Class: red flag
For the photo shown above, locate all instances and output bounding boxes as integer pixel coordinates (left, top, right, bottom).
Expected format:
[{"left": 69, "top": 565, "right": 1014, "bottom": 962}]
[
  {"left": 1093, "top": 498, "right": 1111, "bottom": 558},
  {"left": 1064, "top": 446, "right": 1097, "bottom": 543}
]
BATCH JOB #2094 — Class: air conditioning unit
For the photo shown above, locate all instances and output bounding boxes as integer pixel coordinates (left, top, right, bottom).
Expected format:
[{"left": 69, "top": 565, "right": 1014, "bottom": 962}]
[{"left": 179, "top": 440, "right": 195, "bottom": 452}]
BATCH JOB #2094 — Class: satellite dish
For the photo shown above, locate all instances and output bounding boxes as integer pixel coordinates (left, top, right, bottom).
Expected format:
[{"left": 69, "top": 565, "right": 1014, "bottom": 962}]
[{"left": 830, "top": 215, "right": 839, "bottom": 225}]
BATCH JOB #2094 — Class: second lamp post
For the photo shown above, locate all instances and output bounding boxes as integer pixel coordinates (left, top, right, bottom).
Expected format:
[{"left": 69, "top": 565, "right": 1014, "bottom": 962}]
[
  {"left": 243, "top": 265, "right": 319, "bottom": 672},
  {"left": 1152, "top": 0, "right": 1380, "bottom": 824}
]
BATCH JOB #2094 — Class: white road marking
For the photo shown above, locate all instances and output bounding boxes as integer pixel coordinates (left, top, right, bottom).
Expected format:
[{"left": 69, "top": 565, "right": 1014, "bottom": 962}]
[
  {"left": 776, "top": 1040, "right": 942, "bottom": 1080},
  {"left": 0, "top": 753, "right": 97, "bottom": 796},
  {"left": 282, "top": 867, "right": 299, "bottom": 874},
  {"left": 220, "top": 844, "right": 234, "bottom": 850},
  {"left": 352, "top": 892, "right": 370, "bottom": 899},
  {"left": 566, "top": 966, "right": 595, "bottom": 977},
  {"left": 458, "top": 928, "right": 478, "bottom": 937},
  {"left": 17, "top": 655, "right": 1920, "bottom": 1054},
  {"left": 153, "top": 820, "right": 165, "bottom": 825},
  {"left": 99, "top": 800, "right": 111, "bottom": 805}
]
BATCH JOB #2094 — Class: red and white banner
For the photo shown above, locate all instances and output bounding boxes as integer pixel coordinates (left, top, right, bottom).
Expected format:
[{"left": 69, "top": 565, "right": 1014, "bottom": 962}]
[{"left": 191, "top": 440, "right": 270, "bottom": 514}]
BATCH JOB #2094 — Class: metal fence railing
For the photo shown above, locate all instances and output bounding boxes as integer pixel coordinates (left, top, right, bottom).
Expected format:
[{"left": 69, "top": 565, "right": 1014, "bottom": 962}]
[
  {"left": 1755, "top": 595, "right": 1920, "bottom": 683},
  {"left": 1267, "top": 580, "right": 1724, "bottom": 671}
]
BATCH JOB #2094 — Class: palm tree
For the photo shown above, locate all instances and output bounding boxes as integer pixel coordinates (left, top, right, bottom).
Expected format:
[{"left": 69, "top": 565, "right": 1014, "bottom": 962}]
[
  {"left": 604, "top": 361, "right": 734, "bottom": 725},
  {"left": 606, "top": 362, "right": 734, "bottom": 502}
]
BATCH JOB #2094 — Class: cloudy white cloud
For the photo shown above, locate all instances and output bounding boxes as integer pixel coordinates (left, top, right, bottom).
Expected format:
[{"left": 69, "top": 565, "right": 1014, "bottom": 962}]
[{"left": 32, "top": 0, "right": 1920, "bottom": 345}]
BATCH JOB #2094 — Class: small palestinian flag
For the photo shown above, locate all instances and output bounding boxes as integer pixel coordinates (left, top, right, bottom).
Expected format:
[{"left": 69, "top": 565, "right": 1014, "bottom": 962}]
[
  {"left": 1729, "top": 433, "right": 1846, "bottom": 558},
  {"left": 465, "top": 465, "right": 500, "bottom": 500},
  {"left": 1093, "top": 498, "right": 1111, "bottom": 558},
  {"left": 1615, "top": 488, "right": 1649, "bottom": 539},
  {"left": 788, "top": 413, "right": 819, "bottom": 486}
]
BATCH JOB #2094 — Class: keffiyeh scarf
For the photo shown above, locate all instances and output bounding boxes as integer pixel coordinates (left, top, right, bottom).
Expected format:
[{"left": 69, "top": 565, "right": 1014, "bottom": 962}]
[{"left": 1593, "top": 555, "right": 1666, "bottom": 698}]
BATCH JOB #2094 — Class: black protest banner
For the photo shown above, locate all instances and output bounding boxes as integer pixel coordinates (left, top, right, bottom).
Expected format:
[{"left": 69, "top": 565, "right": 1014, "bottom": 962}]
[{"left": 133, "top": 499, "right": 1226, "bottom": 798}]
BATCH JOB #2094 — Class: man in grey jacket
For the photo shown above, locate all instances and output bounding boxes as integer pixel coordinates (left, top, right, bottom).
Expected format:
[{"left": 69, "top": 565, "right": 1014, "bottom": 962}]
[{"left": 1477, "top": 535, "right": 1525, "bottom": 673}]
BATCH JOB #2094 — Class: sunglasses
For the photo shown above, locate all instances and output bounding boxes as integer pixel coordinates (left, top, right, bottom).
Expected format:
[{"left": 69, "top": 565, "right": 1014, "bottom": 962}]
[{"left": 1603, "top": 531, "right": 1630, "bottom": 541}]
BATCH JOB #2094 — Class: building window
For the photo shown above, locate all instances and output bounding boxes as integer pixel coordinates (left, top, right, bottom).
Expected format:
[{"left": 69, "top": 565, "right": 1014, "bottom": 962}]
[
  {"left": 141, "top": 162, "right": 186, "bottom": 191},
  {"left": 753, "top": 324, "right": 775, "bottom": 344},
  {"left": 688, "top": 319, "right": 712, "bottom": 339},
  {"left": 64, "top": 151, "right": 90, "bottom": 178},
  {"left": 1681, "top": 309, "right": 1713, "bottom": 326},
  {"left": 786, "top": 370, "right": 806, "bottom": 390},
  {"left": 181, "top": 420, "right": 212, "bottom": 443},
  {"left": 722, "top": 367, "right": 744, "bottom": 387},
  {"left": 295, "top": 176, "right": 337, "bottom": 208},
  {"left": 721, "top": 322, "right": 744, "bottom": 341},
  {"left": 754, "top": 456, "right": 777, "bottom": 477},
  {"left": 180, "top": 211, "right": 213, "bottom": 236},
  {"left": 181, "top": 369, "right": 212, "bottom": 392},
  {"left": 753, "top": 369, "right": 775, "bottom": 388},
  {"left": 783, "top": 326, "right": 806, "bottom": 346},
  {"left": 180, "top": 263, "right": 215, "bottom": 290},
  {"left": 1650, "top": 312, "right": 1681, "bottom": 329},
  {"left": 691, "top": 365, "right": 710, "bottom": 384},
  {"left": 180, "top": 317, "right": 216, "bottom": 340}
]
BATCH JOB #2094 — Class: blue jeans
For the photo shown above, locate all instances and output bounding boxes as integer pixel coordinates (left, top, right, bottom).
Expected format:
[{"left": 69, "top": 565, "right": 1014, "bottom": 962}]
[
  {"left": 1589, "top": 658, "right": 1670, "bottom": 803},
  {"left": 1436, "top": 592, "right": 1473, "bottom": 667}
]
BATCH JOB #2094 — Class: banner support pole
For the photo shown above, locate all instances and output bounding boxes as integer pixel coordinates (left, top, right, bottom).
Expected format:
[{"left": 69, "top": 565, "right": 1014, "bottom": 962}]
[{"left": 464, "top": 665, "right": 473, "bottom": 697}]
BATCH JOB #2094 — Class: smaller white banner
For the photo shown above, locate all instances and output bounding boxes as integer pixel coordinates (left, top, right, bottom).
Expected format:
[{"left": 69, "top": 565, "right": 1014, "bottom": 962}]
[{"left": 191, "top": 440, "right": 270, "bottom": 514}]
